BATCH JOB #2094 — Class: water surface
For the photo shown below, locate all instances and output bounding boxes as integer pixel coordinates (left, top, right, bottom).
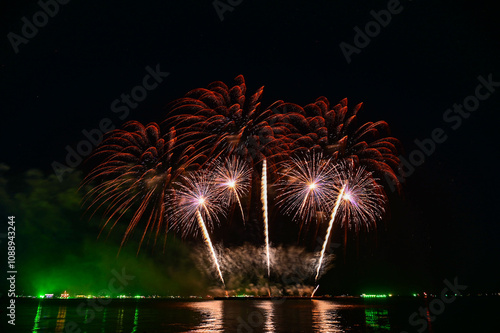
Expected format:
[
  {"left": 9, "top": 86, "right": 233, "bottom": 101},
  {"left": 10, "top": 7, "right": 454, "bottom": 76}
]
[{"left": 13, "top": 297, "right": 498, "bottom": 332}]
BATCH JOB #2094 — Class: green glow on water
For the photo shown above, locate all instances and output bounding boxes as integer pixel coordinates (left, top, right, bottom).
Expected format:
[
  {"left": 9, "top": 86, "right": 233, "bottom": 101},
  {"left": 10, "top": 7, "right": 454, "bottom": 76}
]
[
  {"left": 101, "top": 308, "right": 107, "bottom": 333},
  {"left": 365, "top": 307, "right": 391, "bottom": 331},
  {"left": 131, "top": 306, "right": 139, "bottom": 333},
  {"left": 32, "top": 302, "right": 42, "bottom": 332}
]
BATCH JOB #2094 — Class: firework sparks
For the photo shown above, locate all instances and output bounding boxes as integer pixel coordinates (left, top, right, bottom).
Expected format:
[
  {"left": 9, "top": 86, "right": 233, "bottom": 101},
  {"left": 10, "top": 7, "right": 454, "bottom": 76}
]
[
  {"left": 261, "top": 159, "right": 271, "bottom": 277},
  {"left": 315, "top": 184, "right": 346, "bottom": 282},
  {"left": 213, "top": 157, "right": 252, "bottom": 221},
  {"left": 276, "top": 152, "right": 337, "bottom": 229},
  {"left": 336, "top": 164, "right": 387, "bottom": 234}
]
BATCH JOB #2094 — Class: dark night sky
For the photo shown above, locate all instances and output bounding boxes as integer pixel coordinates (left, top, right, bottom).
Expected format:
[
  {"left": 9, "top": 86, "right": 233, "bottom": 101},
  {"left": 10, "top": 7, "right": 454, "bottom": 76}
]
[{"left": 0, "top": 0, "right": 499, "bottom": 295}]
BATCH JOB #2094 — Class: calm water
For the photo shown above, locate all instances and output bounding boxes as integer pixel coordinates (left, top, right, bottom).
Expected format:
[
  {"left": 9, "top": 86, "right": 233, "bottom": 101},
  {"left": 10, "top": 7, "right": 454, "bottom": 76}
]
[{"left": 10, "top": 297, "right": 499, "bottom": 332}]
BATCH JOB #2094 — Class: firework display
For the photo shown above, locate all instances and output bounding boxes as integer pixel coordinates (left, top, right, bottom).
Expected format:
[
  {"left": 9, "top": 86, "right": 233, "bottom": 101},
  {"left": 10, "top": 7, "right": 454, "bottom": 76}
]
[{"left": 84, "top": 75, "right": 401, "bottom": 290}]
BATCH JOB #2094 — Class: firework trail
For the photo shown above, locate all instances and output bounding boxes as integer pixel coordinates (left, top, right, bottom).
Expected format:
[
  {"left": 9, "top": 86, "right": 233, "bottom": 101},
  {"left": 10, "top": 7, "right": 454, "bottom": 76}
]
[
  {"left": 315, "top": 184, "right": 346, "bottom": 282},
  {"left": 196, "top": 210, "right": 225, "bottom": 285},
  {"left": 314, "top": 162, "right": 386, "bottom": 281},
  {"left": 233, "top": 188, "right": 245, "bottom": 221},
  {"left": 311, "top": 284, "right": 320, "bottom": 297},
  {"left": 261, "top": 159, "right": 271, "bottom": 277},
  {"left": 172, "top": 171, "right": 226, "bottom": 284}
]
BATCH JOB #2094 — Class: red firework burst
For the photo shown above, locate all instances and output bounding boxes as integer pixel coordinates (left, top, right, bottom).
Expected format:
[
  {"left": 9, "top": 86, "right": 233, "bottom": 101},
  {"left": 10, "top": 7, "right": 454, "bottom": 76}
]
[
  {"left": 82, "top": 121, "right": 204, "bottom": 252},
  {"left": 270, "top": 97, "right": 402, "bottom": 192},
  {"left": 166, "top": 75, "right": 291, "bottom": 167}
]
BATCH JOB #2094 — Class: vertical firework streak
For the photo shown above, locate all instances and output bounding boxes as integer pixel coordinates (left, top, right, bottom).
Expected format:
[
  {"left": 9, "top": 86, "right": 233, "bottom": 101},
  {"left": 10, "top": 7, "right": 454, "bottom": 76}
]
[
  {"left": 261, "top": 159, "right": 271, "bottom": 277},
  {"left": 196, "top": 210, "right": 225, "bottom": 285},
  {"left": 315, "top": 184, "right": 346, "bottom": 282}
]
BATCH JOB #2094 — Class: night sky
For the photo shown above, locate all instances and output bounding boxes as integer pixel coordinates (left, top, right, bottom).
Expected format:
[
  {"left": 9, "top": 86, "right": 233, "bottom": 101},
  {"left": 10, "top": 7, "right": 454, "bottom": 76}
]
[{"left": 1, "top": 0, "right": 499, "bottom": 296}]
